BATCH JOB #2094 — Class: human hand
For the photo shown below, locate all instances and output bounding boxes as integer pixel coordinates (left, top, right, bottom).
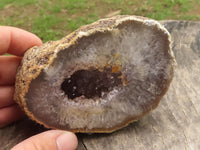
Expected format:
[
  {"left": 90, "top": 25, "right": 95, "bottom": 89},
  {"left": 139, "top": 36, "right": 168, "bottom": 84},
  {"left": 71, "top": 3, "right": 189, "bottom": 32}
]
[
  {"left": 0, "top": 26, "right": 43, "bottom": 127},
  {"left": 0, "top": 26, "right": 78, "bottom": 150},
  {"left": 12, "top": 130, "right": 78, "bottom": 150}
]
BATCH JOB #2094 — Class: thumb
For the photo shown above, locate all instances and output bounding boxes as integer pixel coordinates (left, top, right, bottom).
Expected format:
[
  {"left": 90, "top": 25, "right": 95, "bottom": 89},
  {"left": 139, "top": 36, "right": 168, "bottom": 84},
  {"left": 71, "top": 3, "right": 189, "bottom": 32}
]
[{"left": 11, "top": 130, "right": 78, "bottom": 150}]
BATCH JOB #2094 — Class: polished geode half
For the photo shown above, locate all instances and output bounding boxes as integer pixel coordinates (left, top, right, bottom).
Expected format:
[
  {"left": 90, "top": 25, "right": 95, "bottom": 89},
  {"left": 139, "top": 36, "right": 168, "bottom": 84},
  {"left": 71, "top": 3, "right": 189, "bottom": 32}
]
[{"left": 14, "top": 15, "right": 176, "bottom": 133}]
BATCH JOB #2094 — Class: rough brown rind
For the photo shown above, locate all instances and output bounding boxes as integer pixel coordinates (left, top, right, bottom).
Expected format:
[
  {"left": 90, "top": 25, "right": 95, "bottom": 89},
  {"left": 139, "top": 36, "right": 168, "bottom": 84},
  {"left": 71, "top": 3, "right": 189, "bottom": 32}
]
[{"left": 14, "top": 15, "right": 176, "bottom": 133}]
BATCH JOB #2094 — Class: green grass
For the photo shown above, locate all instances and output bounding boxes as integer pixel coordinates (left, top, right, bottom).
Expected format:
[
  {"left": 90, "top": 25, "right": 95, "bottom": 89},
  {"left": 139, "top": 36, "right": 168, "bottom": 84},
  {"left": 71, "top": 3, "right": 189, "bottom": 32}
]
[
  {"left": 0, "top": 0, "right": 199, "bottom": 42},
  {"left": 67, "top": 13, "right": 99, "bottom": 30},
  {"left": 65, "top": 0, "right": 87, "bottom": 14},
  {"left": 51, "top": 5, "right": 61, "bottom": 13},
  {"left": 32, "top": 15, "right": 62, "bottom": 41},
  {"left": 0, "top": 0, "right": 37, "bottom": 9},
  {"left": 143, "top": 0, "right": 192, "bottom": 20}
]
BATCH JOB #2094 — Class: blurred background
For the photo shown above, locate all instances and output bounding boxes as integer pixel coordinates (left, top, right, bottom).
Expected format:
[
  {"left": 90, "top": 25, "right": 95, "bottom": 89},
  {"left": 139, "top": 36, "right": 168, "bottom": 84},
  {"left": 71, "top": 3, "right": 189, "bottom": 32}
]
[{"left": 0, "top": 0, "right": 199, "bottom": 42}]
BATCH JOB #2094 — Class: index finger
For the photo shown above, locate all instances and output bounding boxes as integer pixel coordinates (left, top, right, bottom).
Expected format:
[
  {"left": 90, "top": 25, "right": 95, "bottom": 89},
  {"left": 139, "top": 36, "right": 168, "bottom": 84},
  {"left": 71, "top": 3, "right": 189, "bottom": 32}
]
[{"left": 0, "top": 26, "right": 42, "bottom": 56}]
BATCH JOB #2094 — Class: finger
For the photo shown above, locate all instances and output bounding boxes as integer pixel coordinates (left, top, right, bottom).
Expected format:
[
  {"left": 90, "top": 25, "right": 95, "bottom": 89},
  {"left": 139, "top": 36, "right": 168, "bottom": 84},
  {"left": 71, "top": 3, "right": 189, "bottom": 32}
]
[
  {"left": 0, "top": 86, "right": 15, "bottom": 108},
  {"left": 0, "top": 104, "right": 24, "bottom": 128},
  {"left": 0, "top": 56, "right": 21, "bottom": 85},
  {"left": 0, "top": 26, "right": 42, "bottom": 56},
  {"left": 11, "top": 130, "right": 78, "bottom": 150}
]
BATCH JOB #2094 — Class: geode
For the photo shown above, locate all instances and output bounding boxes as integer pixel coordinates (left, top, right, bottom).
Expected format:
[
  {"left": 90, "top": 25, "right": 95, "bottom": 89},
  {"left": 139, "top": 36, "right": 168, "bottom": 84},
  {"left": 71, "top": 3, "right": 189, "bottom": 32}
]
[{"left": 14, "top": 15, "right": 176, "bottom": 133}]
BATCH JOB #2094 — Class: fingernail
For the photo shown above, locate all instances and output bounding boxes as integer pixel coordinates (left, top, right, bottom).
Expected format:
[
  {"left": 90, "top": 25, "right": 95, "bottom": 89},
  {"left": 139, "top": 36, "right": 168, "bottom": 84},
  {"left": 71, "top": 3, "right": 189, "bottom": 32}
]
[{"left": 56, "top": 132, "right": 78, "bottom": 150}]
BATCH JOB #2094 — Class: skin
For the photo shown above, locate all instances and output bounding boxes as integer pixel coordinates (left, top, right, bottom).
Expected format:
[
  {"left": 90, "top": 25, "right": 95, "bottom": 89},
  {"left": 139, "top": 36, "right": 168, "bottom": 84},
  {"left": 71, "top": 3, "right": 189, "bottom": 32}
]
[{"left": 0, "top": 26, "right": 78, "bottom": 150}]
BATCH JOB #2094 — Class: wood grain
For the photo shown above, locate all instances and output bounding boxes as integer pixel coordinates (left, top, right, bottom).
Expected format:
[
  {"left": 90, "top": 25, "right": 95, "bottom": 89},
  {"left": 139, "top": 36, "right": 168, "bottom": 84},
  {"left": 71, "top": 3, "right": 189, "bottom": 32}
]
[{"left": 0, "top": 21, "right": 199, "bottom": 150}]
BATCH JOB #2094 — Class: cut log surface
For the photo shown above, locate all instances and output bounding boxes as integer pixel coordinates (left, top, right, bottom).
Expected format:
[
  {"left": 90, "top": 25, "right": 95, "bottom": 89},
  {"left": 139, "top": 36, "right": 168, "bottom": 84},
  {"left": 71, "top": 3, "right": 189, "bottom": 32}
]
[{"left": 0, "top": 21, "right": 200, "bottom": 150}]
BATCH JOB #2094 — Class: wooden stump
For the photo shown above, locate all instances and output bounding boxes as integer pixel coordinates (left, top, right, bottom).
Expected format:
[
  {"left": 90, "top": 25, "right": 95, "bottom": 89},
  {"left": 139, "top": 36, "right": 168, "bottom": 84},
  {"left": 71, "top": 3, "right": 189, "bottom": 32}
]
[{"left": 0, "top": 21, "right": 200, "bottom": 150}]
